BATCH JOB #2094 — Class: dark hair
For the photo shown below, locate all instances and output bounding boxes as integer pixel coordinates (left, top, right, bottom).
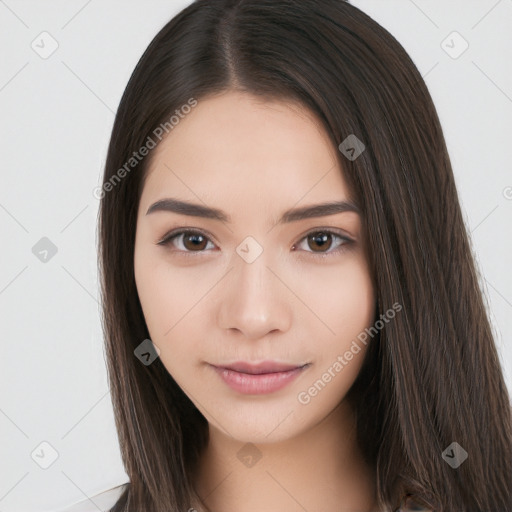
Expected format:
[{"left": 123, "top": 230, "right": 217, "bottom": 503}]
[{"left": 98, "top": 0, "right": 512, "bottom": 510}]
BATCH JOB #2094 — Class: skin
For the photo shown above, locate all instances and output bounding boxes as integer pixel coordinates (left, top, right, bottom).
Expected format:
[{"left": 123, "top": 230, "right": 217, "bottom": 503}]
[{"left": 134, "top": 90, "right": 378, "bottom": 512}]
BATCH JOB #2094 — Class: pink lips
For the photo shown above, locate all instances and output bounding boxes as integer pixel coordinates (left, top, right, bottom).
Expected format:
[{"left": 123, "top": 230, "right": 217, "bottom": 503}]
[{"left": 210, "top": 361, "right": 310, "bottom": 395}]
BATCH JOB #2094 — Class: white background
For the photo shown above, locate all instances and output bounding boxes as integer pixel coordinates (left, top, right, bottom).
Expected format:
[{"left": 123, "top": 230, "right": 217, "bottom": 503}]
[{"left": 1, "top": 1, "right": 511, "bottom": 510}]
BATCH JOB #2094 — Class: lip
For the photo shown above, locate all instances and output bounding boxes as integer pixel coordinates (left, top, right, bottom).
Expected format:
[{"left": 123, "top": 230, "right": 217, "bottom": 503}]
[
  {"left": 210, "top": 361, "right": 310, "bottom": 395},
  {"left": 220, "top": 360, "right": 307, "bottom": 374}
]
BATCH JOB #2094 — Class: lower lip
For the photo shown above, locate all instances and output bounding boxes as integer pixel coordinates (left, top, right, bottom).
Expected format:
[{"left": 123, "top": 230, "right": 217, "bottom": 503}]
[{"left": 212, "top": 365, "right": 309, "bottom": 395}]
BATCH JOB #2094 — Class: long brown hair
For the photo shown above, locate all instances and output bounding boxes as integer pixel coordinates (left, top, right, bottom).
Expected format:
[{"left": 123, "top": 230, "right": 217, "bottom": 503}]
[{"left": 98, "top": 0, "right": 512, "bottom": 510}]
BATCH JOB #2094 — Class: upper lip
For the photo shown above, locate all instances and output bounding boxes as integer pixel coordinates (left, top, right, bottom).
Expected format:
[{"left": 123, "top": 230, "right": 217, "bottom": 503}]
[{"left": 213, "top": 361, "right": 308, "bottom": 375}]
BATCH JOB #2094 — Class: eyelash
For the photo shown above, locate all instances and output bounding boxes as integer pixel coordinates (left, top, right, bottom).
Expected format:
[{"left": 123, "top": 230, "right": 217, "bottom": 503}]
[{"left": 156, "top": 227, "right": 353, "bottom": 259}]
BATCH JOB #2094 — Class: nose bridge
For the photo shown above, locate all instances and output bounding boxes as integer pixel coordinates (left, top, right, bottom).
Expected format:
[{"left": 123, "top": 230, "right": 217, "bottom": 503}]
[
  {"left": 234, "top": 233, "right": 276, "bottom": 296},
  {"left": 217, "top": 238, "right": 291, "bottom": 339},
  {"left": 237, "top": 246, "right": 272, "bottom": 298}
]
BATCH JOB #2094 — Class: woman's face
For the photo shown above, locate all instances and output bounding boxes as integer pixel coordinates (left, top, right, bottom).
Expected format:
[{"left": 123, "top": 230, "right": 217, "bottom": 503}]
[{"left": 134, "top": 90, "right": 376, "bottom": 443}]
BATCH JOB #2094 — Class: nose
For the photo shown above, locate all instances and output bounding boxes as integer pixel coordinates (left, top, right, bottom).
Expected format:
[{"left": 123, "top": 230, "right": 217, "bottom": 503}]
[{"left": 216, "top": 250, "right": 292, "bottom": 341}]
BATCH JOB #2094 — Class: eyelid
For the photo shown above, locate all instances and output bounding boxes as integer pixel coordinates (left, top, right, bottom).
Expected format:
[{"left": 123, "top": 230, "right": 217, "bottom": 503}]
[
  {"left": 295, "top": 226, "right": 355, "bottom": 244},
  {"left": 156, "top": 226, "right": 354, "bottom": 256},
  {"left": 156, "top": 227, "right": 218, "bottom": 247}
]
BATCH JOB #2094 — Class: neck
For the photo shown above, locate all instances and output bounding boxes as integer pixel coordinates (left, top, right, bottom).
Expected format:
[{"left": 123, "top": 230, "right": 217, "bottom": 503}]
[{"left": 193, "top": 400, "right": 377, "bottom": 512}]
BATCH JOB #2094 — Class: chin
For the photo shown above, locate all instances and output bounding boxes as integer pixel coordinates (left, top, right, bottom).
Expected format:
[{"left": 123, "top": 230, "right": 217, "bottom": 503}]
[{"left": 205, "top": 400, "right": 312, "bottom": 445}]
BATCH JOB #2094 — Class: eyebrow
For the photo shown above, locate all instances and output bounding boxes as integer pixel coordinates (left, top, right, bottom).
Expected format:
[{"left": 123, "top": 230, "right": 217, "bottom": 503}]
[{"left": 146, "top": 197, "right": 360, "bottom": 224}]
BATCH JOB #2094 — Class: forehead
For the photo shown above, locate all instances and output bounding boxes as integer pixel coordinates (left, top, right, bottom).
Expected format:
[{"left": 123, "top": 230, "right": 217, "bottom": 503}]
[{"left": 141, "top": 91, "right": 353, "bottom": 211}]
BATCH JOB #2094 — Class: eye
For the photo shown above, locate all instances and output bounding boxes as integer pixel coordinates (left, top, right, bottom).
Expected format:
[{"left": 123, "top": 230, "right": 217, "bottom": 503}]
[
  {"left": 156, "top": 228, "right": 353, "bottom": 258},
  {"left": 157, "top": 229, "right": 216, "bottom": 254},
  {"left": 292, "top": 229, "right": 353, "bottom": 258}
]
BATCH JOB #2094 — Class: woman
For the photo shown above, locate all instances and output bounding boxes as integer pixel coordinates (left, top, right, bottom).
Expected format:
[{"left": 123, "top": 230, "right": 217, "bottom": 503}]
[{"left": 90, "top": 0, "right": 512, "bottom": 510}]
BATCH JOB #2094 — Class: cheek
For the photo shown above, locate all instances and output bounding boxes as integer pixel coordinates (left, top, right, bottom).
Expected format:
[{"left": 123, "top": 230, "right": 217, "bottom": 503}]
[
  {"left": 134, "top": 248, "right": 196, "bottom": 334},
  {"left": 293, "top": 261, "right": 375, "bottom": 409},
  {"left": 336, "top": 266, "right": 375, "bottom": 340},
  {"left": 293, "top": 258, "right": 375, "bottom": 397},
  {"left": 133, "top": 247, "right": 214, "bottom": 364},
  {"left": 295, "top": 256, "right": 376, "bottom": 347},
  {"left": 134, "top": 246, "right": 184, "bottom": 341}
]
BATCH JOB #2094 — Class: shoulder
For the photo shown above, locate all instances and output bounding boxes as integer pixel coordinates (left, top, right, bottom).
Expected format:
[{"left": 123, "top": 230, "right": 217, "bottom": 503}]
[{"left": 55, "top": 483, "right": 129, "bottom": 512}]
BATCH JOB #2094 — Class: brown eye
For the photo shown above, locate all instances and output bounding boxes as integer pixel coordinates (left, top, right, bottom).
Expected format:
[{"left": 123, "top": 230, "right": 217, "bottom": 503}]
[
  {"left": 158, "top": 230, "right": 215, "bottom": 253},
  {"left": 307, "top": 232, "right": 333, "bottom": 252},
  {"left": 181, "top": 231, "right": 209, "bottom": 251},
  {"left": 158, "top": 228, "right": 352, "bottom": 258},
  {"left": 293, "top": 230, "right": 352, "bottom": 256}
]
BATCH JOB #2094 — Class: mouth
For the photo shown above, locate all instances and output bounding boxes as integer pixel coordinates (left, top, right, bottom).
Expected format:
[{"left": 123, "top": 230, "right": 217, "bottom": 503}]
[
  {"left": 218, "top": 360, "right": 310, "bottom": 374},
  {"left": 209, "top": 361, "right": 311, "bottom": 395}
]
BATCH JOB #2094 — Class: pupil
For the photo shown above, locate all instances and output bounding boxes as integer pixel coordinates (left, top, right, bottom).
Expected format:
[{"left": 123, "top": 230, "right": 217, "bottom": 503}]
[
  {"left": 310, "top": 232, "right": 331, "bottom": 252},
  {"left": 185, "top": 233, "right": 206, "bottom": 250}
]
